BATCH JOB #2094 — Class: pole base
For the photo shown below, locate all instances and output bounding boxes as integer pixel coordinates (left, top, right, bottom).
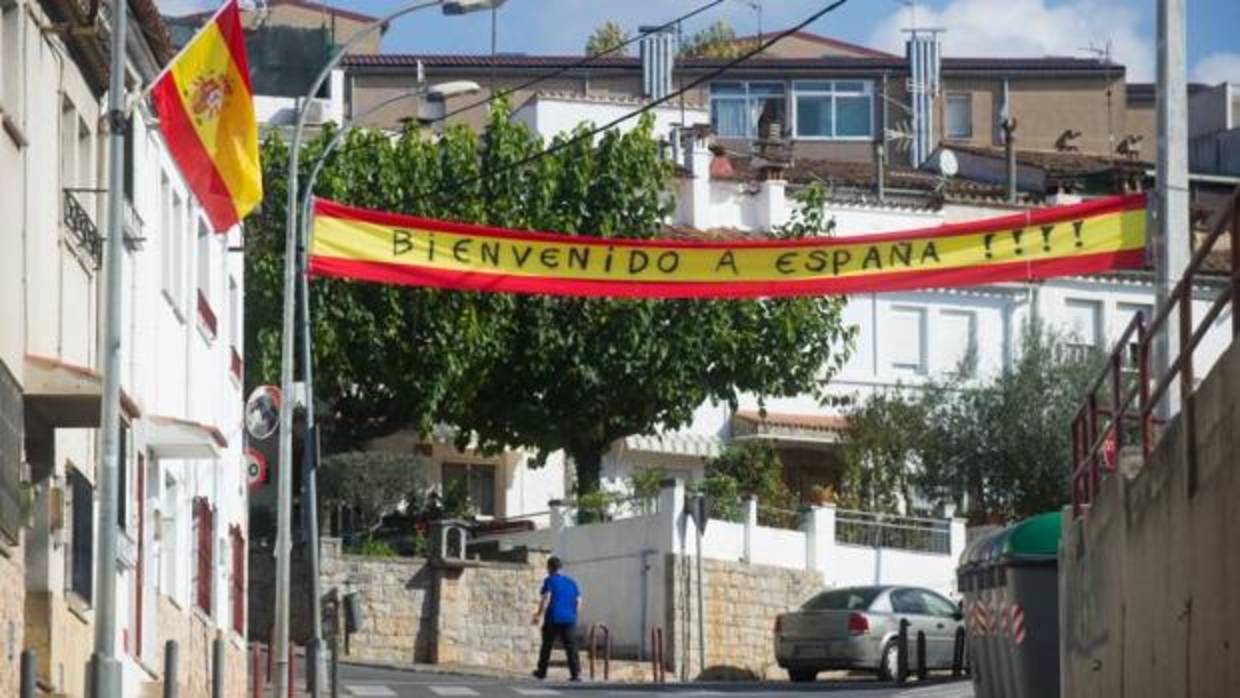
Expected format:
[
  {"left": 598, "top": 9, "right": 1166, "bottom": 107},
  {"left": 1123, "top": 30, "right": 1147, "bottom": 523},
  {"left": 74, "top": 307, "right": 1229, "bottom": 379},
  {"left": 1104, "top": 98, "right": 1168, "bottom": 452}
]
[{"left": 90, "top": 653, "right": 123, "bottom": 698}]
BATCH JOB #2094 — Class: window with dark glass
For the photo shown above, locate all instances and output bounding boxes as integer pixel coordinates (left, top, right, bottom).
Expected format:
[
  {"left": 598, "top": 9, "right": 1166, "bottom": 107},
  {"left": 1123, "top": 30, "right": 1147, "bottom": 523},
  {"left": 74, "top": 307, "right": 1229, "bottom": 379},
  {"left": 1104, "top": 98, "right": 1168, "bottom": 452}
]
[
  {"left": 793, "top": 80, "right": 873, "bottom": 139},
  {"left": 441, "top": 463, "right": 497, "bottom": 517},
  {"left": 710, "top": 81, "right": 786, "bottom": 139},
  {"left": 68, "top": 467, "right": 95, "bottom": 604}
]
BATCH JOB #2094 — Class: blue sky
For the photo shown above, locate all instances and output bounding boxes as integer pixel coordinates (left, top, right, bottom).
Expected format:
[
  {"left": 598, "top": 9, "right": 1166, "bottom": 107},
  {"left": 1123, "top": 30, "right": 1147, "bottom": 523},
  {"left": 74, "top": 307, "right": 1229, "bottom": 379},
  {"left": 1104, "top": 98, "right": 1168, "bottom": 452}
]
[{"left": 160, "top": 0, "right": 1240, "bottom": 83}]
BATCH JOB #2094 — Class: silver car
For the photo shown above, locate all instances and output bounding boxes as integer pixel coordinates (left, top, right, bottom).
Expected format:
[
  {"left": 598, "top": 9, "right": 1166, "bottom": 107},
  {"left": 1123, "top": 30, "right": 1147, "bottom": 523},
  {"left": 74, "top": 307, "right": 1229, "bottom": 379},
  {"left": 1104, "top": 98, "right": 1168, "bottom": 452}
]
[{"left": 774, "top": 585, "right": 965, "bottom": 682}]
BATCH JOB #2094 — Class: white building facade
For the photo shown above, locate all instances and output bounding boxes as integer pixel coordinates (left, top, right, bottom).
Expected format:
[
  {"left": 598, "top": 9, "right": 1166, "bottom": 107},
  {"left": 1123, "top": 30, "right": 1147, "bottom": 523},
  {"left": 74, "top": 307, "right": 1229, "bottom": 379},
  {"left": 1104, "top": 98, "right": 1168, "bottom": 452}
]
[{"left": 0, "top": 1, "right": 249, "bottom": 695}]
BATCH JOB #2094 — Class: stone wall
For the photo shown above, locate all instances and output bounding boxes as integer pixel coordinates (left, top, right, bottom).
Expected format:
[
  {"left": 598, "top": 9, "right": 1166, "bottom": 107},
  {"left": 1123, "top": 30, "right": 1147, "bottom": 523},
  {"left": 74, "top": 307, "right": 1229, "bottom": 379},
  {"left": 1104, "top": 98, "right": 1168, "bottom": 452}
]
[
  {"left": 0, "top": 541, "right": 23, "bottom": 698},
  {"left": 434, "top": 554, "right": 549, "bottom": 669},
  {"left": 151, "top": 597, "right": 248, "bottom": 698},
  {"left": 1060, "top": 341, "right": 1240, "bottom": 698},
  {"left": 667, "top": 555, "right": 822, "bottom": 680}
]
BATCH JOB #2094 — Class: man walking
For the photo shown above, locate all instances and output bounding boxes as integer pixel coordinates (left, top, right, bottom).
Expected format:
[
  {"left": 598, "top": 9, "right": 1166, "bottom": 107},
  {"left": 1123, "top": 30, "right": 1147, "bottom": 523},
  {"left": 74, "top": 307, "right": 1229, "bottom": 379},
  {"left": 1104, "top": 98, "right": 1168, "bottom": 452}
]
[{"left": 532, "top": 556, "right": 581, "bottom": 681}]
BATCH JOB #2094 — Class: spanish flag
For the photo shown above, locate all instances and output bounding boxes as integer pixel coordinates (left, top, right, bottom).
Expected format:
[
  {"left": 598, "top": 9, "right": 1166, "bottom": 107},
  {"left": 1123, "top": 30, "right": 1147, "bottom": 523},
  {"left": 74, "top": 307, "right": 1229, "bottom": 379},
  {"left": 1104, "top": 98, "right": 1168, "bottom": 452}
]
[{"left": 150, "top": 0, "right": 261, "bottom": 233}]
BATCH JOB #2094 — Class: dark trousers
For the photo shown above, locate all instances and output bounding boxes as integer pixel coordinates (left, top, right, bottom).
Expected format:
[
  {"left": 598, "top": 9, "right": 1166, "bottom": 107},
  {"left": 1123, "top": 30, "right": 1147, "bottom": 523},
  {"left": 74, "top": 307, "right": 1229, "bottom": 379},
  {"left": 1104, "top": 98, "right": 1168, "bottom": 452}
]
[{"left": 536, "top": 622, "right": 580, "bottom": 678}]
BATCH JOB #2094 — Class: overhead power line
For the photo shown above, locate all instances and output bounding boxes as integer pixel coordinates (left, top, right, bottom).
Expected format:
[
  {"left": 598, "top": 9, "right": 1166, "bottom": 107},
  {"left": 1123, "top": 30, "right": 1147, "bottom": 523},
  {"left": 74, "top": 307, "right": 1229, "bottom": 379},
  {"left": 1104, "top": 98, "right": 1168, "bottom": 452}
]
[
  {"left": 418, "top": 0, "right": 853, "bottom": 206},
  {"left": 431, "top": 0, "right": 727, "bottom": 125}
]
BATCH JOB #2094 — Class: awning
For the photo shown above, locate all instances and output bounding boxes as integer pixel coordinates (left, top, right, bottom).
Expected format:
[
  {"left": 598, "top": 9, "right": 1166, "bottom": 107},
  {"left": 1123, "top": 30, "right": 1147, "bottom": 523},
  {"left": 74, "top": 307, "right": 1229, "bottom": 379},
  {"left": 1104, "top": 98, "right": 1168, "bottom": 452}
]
[
  {"left": 731, "top": 409, "right": 847, "bottom": 446},
  {"left": 621, "top": 432, "right": 722, "bottom": 458},
  {"left": 144, "top": 415, "right": 227, "bottom": 459},
  {"left": 23, "top": 354, "right": 140, "bottom": 428}
]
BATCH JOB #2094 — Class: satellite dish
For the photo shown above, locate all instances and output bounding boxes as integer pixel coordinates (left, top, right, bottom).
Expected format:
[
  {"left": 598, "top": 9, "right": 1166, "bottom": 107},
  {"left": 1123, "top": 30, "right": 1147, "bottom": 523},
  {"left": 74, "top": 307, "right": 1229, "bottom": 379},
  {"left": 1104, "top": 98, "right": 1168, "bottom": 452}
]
[
  {"left": 938, "top": 149, "right": 959, "bottom": 178},
  {"left": 245, "top": 385, "right": 282, "bottom": 441}
]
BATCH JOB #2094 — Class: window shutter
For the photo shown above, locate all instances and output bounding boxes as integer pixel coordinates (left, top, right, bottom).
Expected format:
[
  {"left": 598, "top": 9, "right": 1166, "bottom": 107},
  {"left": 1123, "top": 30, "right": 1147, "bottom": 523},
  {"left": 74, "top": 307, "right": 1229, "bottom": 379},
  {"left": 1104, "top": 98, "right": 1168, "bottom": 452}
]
[
  {"left": 194, "top": 498, "right": 213, "bottom": 615},
  {"left": 231, "top": 525, "right": 245, "bottom": 634}
]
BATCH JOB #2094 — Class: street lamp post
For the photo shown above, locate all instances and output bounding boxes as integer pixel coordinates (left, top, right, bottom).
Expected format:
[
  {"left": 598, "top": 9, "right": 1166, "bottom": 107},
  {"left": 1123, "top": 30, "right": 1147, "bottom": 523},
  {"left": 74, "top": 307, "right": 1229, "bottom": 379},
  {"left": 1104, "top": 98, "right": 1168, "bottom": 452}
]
[
  {"left": 273, "top": 3, "right": 502, "bottom": 696},
  {"left": 295, "top": 79, "right": 479, "bottom": 696}
]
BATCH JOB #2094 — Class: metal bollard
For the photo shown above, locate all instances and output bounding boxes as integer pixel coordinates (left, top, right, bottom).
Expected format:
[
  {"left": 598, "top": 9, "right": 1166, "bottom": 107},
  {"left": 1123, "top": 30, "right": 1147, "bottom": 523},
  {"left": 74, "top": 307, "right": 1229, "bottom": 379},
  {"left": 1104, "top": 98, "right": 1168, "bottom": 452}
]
[
  {"left": 164, "top": 640, "right": 179, "bottom": 698},
  {"left": 288, "top": 649, "right": 297, "bottom": 698},
  {"left": 587, "top": 624, "right": 611, "bottom": 681},
  {"left": 330, "top": 635, "right": 341, "bottom": 698},
  {"left": 253, "top": 644, "right": 263, "bottom": 698},
  {"left": 916, "top": 631, "right": 928, "bottom": 681},
  {"left": 213, "top": 636, "right": 224, "bottom": 698},
  {"left": 896, "top": 619, "right": 910, "bottom": 684},
  {"left": 650, "top": 626, "right": 665, "bottom": 683},
  {"left": 20, "top": 649, "right": 35, "bottom": 698},
  {"left": 952, "top": 627, "right": 967, "bottom": 678}
]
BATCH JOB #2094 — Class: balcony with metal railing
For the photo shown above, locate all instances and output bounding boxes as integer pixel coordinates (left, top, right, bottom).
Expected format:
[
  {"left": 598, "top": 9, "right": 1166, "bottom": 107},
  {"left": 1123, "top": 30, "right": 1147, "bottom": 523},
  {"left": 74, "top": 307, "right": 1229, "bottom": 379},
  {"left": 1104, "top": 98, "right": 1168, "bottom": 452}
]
[{"left": 63, "top": 188, "right": 103, "bottom": 269}]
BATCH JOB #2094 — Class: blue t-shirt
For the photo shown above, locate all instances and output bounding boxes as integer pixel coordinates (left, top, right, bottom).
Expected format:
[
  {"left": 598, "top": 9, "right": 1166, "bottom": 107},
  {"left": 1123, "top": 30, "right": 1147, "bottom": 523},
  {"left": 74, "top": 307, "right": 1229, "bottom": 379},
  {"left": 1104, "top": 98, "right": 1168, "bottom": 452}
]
[{"left": 541, "top": 573, "right": 580, "bottom": 625}]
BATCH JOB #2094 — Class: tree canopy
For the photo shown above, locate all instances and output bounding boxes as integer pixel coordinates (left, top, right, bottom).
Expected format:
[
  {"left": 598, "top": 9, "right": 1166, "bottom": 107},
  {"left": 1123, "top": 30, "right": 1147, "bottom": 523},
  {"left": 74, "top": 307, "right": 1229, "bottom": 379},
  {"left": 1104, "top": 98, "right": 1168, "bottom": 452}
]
[
  {"left": 679, "top": 20, "right": 754, "bottom": 59},
  {"left": 585, "top": 19, "right": 630, "bottom": 56},
  {"left": 838, "top": 320, "right": 1105, "bottom": 523},
  {"left": 245, "top": 106, "right": 855, "bottom": 495}
]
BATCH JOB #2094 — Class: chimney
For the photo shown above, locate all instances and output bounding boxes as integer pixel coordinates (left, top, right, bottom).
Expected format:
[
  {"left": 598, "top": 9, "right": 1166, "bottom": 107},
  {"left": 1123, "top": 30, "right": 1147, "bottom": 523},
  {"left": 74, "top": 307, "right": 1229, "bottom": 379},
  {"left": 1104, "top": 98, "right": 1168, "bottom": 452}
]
[
  {"left": 639, "top": 26, "right": 676, "bottom": 100},
  {"left": 905, "top": 29, "right": 943, "bottom": 166},
  {"left": 686, "top": 128, "right": 713, "bottom": 231}
]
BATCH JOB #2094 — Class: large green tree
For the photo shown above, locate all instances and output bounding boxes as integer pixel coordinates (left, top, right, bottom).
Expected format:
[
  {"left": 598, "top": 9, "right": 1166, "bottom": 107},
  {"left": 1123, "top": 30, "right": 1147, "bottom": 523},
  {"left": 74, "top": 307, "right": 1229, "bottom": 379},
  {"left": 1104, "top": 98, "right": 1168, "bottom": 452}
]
[
  {"left": 839, "top": 321, "right": 1105, "bottom": 522},
  {"left": 585, "top": 19, "right": 630, "bottom": 56},
  {"left": 246, "top": 106, "right": 855, "bottom": 494}
]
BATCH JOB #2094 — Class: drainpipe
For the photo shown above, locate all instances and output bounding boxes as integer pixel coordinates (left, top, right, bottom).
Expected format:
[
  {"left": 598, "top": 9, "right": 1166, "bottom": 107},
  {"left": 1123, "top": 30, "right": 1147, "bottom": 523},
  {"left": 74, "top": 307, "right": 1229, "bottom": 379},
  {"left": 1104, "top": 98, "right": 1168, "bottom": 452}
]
[
  {"left": 876, "top": 73, "right": 888, "bottom": 201},
  {"left": 1002, "top": 117, "right": 1018, "bottom": 204}
]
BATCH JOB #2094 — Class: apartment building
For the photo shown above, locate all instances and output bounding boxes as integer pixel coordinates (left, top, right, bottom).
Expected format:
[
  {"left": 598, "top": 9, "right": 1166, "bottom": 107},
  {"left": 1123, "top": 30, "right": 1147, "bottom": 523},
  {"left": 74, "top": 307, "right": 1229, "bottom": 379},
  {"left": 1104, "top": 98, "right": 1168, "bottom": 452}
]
[
  {"left": 342, "top": 29, "right": 1140, "bottom": 165},
  {"left": 0, "top": 1, "right": 249, "bottom": 695}
]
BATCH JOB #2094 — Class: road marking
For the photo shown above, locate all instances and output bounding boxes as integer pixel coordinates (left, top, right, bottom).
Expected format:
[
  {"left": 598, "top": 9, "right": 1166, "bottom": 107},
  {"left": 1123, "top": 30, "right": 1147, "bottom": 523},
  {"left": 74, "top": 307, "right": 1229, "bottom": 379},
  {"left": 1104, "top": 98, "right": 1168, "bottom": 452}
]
[
  {"left": 430, "top": 687, "right": 481, "bottom": 697},
  {"left": 512, "top": 689, "right": 562, "bottom": 696},
  {"left": 345, "top": 687, "right": 398, "bottom": 697},
  {"left": 896, "top": 681, "right": 974, "bottom": 698}
]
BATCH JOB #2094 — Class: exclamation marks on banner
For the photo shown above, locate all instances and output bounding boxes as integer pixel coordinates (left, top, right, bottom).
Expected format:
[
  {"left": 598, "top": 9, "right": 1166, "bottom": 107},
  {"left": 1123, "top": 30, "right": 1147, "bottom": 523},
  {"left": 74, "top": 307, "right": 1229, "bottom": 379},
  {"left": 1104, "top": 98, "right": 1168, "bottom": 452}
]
[
  {"left": 1072, "top": 220, "right": 1085, "bottom": 248},
  {"left": 984, "top": 233, "right": 996, "bottom": 259},
  {"left": 1011, "top": 229, "right": 1025, "bottom": 256},
  {"left": 1041, "top": 224, "right": 1055, "bottom": 252}
]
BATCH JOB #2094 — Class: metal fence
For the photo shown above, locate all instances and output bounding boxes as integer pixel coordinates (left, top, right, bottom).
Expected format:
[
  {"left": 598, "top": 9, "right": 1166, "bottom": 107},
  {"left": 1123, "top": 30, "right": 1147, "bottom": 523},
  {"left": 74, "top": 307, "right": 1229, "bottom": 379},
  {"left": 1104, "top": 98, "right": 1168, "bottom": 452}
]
[{"left": 834, "top": 509, "right": 952, "bottom": 555}]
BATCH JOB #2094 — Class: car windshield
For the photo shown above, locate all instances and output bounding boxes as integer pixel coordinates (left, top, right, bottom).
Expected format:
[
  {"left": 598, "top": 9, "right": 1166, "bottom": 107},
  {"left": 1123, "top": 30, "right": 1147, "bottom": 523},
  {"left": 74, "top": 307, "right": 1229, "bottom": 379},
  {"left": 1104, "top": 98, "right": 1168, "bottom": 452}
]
[{"left": 803, "top": 588, "right": 881, "bottom": 611}]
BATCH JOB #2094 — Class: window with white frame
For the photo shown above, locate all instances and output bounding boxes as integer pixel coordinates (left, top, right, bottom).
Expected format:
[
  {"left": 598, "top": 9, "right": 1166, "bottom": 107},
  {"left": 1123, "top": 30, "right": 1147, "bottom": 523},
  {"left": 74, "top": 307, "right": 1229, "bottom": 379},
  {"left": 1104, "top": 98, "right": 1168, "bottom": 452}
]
[
  {"left": 945, "top": 93, "right": 973, "bottom": 139},
  {"left": 888, "top": 305, "right": 928, "bottom": 375},
  {"left": 793, "top": 80, "right": 874, "bottom": 139},
  {"left": 160, "top": 474, "right": 181, "bottom": 602},
  {"left": 164, "top": 189, "right": 187, "bottom": 315},
  {"left": 1117, "top": 302, "right": 1153, "bottom": 371},
  {"left": 937, "top": 309, "right": 978, "bottom": 376},
  {"left": 197, "top": 218, "right": 218, "bottom": 339},
  {"left": 710, "top": 81, "right": 786, "bottom": 139},
  {"left": 1064, "top": 299, "right": 1103, "bottom": 361},
  {"left": 1, "top": 1, "right": 22, "bottom": 126}
]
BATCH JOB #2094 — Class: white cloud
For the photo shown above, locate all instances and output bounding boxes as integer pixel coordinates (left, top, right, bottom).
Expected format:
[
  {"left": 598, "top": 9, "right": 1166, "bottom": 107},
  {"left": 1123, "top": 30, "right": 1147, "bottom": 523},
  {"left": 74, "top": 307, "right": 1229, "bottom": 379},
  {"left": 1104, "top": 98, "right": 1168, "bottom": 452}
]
[
  {"left": 1192, "top": 52, "right": 1240, "bottom": 86},
  {"left": 867, "top": 0, "right": 1153, "bottom": 81}
]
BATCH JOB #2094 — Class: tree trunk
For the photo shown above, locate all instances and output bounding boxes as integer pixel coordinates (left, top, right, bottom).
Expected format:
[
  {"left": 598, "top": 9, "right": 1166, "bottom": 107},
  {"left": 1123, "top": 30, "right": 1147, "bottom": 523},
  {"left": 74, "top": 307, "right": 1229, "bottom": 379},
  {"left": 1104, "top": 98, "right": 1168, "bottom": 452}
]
[{"left": 570, "top": 448, "right": 603, "bottom": 496}]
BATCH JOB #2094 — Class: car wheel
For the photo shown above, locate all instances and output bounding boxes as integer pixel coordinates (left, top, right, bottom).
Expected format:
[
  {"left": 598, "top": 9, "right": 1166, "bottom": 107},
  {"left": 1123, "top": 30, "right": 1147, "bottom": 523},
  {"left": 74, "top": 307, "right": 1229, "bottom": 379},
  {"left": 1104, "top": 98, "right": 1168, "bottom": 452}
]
[
  {"left": 788, "top": 669, "right": 817, "bottom": 683},
  {"left": 877, "top": 640, "right": 900, "bottom": 682}
]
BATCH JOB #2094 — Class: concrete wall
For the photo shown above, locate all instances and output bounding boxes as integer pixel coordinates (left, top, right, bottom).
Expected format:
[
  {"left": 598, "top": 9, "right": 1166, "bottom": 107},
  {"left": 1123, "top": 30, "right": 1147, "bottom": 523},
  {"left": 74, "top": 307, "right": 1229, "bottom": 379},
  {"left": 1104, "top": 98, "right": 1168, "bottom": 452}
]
[{"left": 1059, "top": 340, "right": 1240, "bottom": 698}]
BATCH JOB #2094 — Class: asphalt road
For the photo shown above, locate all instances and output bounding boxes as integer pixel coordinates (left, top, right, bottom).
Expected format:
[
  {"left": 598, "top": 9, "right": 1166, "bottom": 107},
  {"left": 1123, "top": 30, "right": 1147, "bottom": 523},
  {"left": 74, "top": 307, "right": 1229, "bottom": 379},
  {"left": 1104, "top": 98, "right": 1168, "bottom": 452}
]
[{"left": 335, "top": 664, "right": 974, "bottom": 698}]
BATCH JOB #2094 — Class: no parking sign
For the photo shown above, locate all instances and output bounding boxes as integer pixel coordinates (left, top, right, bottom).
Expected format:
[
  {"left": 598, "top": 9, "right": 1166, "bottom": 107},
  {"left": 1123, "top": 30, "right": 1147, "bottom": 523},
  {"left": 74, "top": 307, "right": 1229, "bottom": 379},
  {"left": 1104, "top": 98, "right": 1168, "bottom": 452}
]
[{"left": 246, "top": 448, "right": 268, "bottom": 489}]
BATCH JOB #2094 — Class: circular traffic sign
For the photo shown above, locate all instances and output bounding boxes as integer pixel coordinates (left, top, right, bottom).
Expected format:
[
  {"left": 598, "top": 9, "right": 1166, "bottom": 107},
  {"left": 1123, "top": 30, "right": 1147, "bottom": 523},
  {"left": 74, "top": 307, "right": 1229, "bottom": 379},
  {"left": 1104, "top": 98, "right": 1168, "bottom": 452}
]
[{"left": 245, "top": 448, "right": 268, "bottom": 489}]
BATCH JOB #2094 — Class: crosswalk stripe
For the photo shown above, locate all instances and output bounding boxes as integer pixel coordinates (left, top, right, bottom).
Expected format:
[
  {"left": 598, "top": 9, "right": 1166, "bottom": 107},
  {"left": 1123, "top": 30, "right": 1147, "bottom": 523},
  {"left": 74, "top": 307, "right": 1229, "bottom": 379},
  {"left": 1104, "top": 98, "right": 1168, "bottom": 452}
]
[
  {"left": 512, "top": 689, "right": 562, "bottom": 696},
  {"left": 429, "top": 687, "right": 481, "bottom": 697},
  {"left": 344, "top": 686, "right": 398, "bottom": 697}
]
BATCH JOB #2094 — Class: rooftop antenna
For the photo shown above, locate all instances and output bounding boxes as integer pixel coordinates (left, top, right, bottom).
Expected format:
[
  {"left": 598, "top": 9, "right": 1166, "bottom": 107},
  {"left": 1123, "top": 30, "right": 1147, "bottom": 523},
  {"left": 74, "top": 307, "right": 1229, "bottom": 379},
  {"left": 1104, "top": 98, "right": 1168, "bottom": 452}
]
[{"left": 1082, "top": 40, "right": 1116, "bottom": 150}]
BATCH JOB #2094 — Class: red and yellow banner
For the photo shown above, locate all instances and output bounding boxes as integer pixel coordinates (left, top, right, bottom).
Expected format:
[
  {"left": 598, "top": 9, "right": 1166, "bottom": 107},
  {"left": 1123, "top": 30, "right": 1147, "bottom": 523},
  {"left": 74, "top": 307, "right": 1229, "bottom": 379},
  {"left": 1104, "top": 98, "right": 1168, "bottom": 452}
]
[
  {"left": 309, "top": 194, "right": 1147, "bottom": 298},
  {"left": 150, "top": 0, "right": 261, "bottom": 233}
]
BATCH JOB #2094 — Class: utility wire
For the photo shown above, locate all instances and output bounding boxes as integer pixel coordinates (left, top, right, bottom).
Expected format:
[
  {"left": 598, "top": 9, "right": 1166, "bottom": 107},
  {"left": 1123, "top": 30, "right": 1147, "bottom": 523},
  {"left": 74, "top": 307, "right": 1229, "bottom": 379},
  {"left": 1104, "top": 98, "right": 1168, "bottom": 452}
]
[
  {"left": 307, "top": 0, "right": 726, "bottom": 178},
  {"left": 417, "top": 0, "right": 852, "bottom": 206},
  {"left": 430, "top": 0, "right": 727, "bottom": 126}
]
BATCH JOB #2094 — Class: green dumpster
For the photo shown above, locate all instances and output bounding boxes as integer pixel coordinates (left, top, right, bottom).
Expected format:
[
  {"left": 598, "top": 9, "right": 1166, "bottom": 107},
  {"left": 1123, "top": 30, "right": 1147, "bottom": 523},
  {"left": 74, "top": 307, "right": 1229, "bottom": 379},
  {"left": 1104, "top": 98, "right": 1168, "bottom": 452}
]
[{"left": 957, "top": 511, "right": 1061, "bottom": 698}]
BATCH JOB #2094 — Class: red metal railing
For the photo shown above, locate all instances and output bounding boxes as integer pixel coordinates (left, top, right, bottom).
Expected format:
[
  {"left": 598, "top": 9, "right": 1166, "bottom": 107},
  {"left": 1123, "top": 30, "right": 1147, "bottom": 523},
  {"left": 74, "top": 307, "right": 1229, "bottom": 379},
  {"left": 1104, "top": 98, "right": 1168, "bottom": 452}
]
[{"left": 1071, "top": 188, "right": 1240, "bottom": 517}]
